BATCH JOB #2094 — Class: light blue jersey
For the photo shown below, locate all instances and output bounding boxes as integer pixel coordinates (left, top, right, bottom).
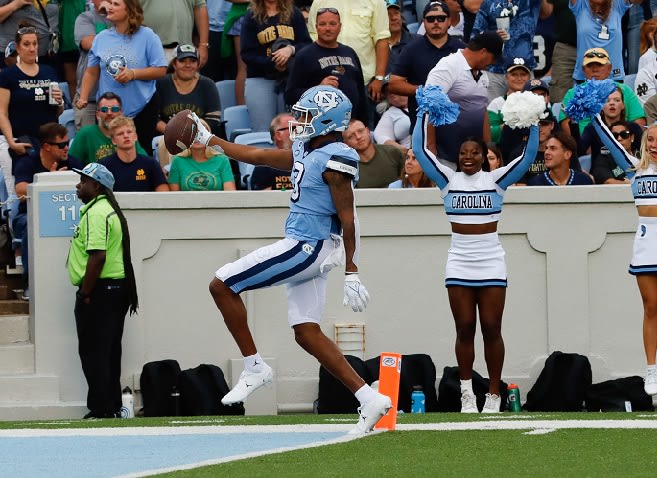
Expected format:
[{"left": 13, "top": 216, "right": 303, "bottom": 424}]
[{"left": 285, "top": 140, "right": 360, "bottom": 241}]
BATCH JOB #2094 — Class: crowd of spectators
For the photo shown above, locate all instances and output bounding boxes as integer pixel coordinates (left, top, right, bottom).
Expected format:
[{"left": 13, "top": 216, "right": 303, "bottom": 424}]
[{"left": 3, "top": 0, "right": 657, "bottom": 297}]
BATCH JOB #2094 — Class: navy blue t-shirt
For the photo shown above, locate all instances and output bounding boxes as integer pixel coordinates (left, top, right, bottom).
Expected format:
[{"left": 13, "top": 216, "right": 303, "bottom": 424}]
[
  {"left": 528, "top": 170, "right": 593, "bottom": 186},
  {"left": 391, "top": 35, "right": 465, "bottom": 123},
  {"left": 100, "top": 153, "right": 167, "bottom": 192}
]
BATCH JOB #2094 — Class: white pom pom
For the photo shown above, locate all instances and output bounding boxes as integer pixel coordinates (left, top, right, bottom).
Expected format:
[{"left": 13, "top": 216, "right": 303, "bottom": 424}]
[{"left": 500, "top": 91, "right": 547, "bottom": 129}]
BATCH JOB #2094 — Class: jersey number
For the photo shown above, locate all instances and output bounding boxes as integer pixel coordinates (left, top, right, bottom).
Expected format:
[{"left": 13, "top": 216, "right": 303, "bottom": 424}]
[{"left": 290, "top": 161, "right": 305, "bottom": 202}]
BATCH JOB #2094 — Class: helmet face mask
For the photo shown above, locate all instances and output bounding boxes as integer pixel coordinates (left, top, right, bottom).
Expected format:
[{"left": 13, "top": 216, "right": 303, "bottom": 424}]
[{"left": 289, "top": 86, "right": 352, "bottom": 142}]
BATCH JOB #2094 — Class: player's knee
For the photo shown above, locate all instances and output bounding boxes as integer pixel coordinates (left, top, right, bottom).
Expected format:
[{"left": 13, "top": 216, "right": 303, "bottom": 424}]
[
  {"left": 209, "top": 277, "right": 229, "bottom": 299},
  {"left": 293, "top": 323, "right": 318, "bottom": 349}
]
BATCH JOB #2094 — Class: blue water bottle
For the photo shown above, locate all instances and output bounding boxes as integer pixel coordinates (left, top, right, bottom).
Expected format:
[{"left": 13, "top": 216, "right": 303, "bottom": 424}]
[{"left": 411, "top": 385, "right": 425, "bottom": 414}]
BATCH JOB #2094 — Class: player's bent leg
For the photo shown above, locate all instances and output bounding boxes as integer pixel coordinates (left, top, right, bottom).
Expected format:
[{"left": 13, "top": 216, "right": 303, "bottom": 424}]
[{"left": 209, "top": 277, "right": 257, "bottom": 357}]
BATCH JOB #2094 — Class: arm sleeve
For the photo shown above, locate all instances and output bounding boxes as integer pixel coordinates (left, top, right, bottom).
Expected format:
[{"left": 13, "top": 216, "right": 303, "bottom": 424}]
[
  {"left": 492, "top": 124, "right": 539, "bottom": 189},
  {"left": 488, "top": 109, "right": 503, "bottom": 144},
  {"left": 411, "top": 113, "right": 454, "bottom": 189},
  {"left": 591, "top": 113, "right": 639, "bottom": 173},
  {"left": 292, "top": 10, "right": 312, "bottom": 50},
  {"left": 373, "top": 110, "right": 396, "bottom": 144},
  {"left": 634, "top": 69, "right": 655, "bottom": 106},
  {"left": 239, "top": 13, "right": 269, "bottom": 68},
  {"left": 168, "top": 157, "right": 181, "bottom": 186}
]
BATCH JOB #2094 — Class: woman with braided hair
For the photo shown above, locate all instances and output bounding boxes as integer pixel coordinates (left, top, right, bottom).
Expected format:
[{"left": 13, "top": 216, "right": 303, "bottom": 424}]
[{"left": 67, "top": 162, "right": 138, "bottom": 419}]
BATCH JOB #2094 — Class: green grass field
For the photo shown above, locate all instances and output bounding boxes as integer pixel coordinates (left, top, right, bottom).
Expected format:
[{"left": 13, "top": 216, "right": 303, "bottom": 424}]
[{"left": 4, "top": 412, "right": 657, "bottom": 477}]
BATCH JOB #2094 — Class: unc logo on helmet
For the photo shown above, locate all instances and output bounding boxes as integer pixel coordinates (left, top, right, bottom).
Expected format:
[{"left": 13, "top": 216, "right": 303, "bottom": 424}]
[{"left": 290, "top": 86, "right": 352, "bottom": 142}]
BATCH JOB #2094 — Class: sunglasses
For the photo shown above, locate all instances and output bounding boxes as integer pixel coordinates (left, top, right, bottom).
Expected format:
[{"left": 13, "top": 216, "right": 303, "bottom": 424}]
[
  {"left": 584, "top": 51, "right": 608, "bottom": 60},
  {"left": 47, "top": 140, "right": 69, "bottom": 149},
  {"left": 317, "top": 7, "right": 339, "bottom": 15},
  {"left": 99, "top": 105, "right": 120, "bottom": 113},
  {"left": 612, "top": 130, "right": 631, "bottom": 139},
  {"left": 17, "top": 27, "right": 37, "bottom": 36},
  {"left": 425, "top": 15, "right": 448, "bottom": 23}
]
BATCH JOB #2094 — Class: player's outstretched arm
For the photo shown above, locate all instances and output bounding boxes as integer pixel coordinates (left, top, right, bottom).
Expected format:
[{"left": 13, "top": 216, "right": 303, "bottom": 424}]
[{"left": 165, "top": 110, "right": 294, "bottom": 171}]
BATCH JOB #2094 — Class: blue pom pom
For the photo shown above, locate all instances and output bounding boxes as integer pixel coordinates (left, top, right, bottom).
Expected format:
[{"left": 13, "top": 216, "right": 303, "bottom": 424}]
[
  {"left": 564, "top": 79, "right": 617, "bottom": 123},
  {"left": 415, "top": 85, "right": 459, "bottom": 126}
]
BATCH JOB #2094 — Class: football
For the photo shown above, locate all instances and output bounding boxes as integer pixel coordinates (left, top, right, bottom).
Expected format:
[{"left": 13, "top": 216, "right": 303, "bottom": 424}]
[{"left": 163, "top": 109, "right": 197, "bottom": 155}]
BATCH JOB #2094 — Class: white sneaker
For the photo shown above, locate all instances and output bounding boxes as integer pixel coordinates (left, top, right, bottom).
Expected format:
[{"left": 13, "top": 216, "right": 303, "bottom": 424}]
[
  {"left": 482, "top": 393, "right": 501, "bottom": 413},
  {"left": 460, "top": 390, "right": 478, "bottom": 413},
  {"left": 221, "top": 364, "right": 273, "bottom": 404},
  {"left": 645, "top": 368, "right": 657, "bottom": 396},
  {"left": 349, "top": 392, "right": 392, "bottom": 434}
]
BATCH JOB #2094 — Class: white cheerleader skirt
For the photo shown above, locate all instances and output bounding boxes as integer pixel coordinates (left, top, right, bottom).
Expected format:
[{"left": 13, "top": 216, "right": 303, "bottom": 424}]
[
  {"left": 629, "top": 216, "right": 657, "bottom": 275},
  {"left": 445, "top": 232, "right": 507, "bottom": 287}
]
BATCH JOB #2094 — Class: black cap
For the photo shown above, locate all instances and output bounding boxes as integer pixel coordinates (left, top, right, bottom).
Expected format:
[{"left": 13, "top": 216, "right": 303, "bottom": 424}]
[
  {"left": 424, "top": 0, "right": 450, "bottom": 17},
  {"left": 468, "top": 31, "right": 503, "bottom": 60}
]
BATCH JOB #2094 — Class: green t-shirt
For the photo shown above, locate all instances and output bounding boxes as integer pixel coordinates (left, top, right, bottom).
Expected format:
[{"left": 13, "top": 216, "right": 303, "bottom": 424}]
[
  {"left": 168, "top": 154, "right": 234, "bottom": 191},
  {"left": 59, "top": 0, "right": 87, "bottom": 53},
  {"left": 67, "top": 195, "right": 125, "bottom": 286},
  {"left": 69, "top": 125, "right": 148, "bottom": 165},
  {"left": 355, "top": 144, "right": 405, "bottom": 189},
  {"left": 560, "top": 82, "right": 645, "bottom": 135}
]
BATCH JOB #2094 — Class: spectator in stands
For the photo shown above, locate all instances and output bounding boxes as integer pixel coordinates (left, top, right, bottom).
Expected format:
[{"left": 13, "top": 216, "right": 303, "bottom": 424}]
[
  {"left": 512, "top": 110, "right": 559, "bottom": 184},
  {"left": 590, "top": 120, "right": 632, "bottom": 184},
  {"left": 74, "top": 0, "right": 112, "bottom": 129},
  {"left": 154, "top": 44, "right": 220, "bottom": 165},
  {"left": 100, "top": 116, "right": 168, "bottom": 192},
  {"left": 240, "top": 0, "right": 311, "bottom": 132},
  {"left": 635, "top": 45, "right": 657, "bottom": 106},
  {"left": 487, "top": 58, "right": 531, "bottom": 144},
  {"left": 386, "top": 0, "right": 417, "bottom": 75},
  {"left": 250, "top": 112, "right": 292, "bottom": 190},
  {"left": 168, "top": 119, "right": 236, "bottom": 191},
  {"left": 308, "top": 0, "right": 391, "bottom": 104},
  {"left": 0, "top": 0, "right": 59, "bottom": 69},
  {"left": 201, "top": 0, "right": 233, "bottom": 81},
  {"left": 580, "top": 87, "right": 643, "bottom": 160},
  {"left": 528, "top": 131, "right": 593, "bottom": 185},
  {"left": 284, "top": 7, "right": 367, "bottom": 123},
  {"left": 221, "top": 0, "right": 249, "bottom": 105},
  {"left": 0, "top": 22, "right": 63, "bottom": 179},
  {"left": 486, "top": 142, "right": 502, "bottom": 170},
  {"left": 425, "top": 31, "right": 502, "bottom": 166},
  {"left": 570, "top": 0, "right": 636, "bottom": 85},
  {"left": 140, "top": 0, "right": 210, "bottom": 67},
  {"left": 638, "top": 18, "right": 657, "bottom": 71},
  {"left": 373, "top": 88, "right": 411, "bottom": 151},
  {"left": 14, "top": 123, "right": 82, "bottom": 299},
  {"left": 470, "top": 0, "right": 547, "bottom": 101},
  {"left": 560, "top": 47, "right": 645, "bottom": 137},
  {"left": 388, "top": 1, "right": 464, "bottom": 128},
  {"left": 388, "top": 147, "right": 435, "bottom": 188},
  {"left": 68, "top": 162, "right": 138, "bottom": 419},
  {"left": 69, "top": 92, "right": 149, "bottom": 165},
  {"left": 59, "top": 0, "right": 86, "bottom": 99},
  {"left": 76, "top": 0, "right": 168, "bottom": 153},
  {"left": 343, "top": 119, "right": 405, "bottom": 188},
  {"left": 541, "top": 0, "right": 576, "bottom": 103}
]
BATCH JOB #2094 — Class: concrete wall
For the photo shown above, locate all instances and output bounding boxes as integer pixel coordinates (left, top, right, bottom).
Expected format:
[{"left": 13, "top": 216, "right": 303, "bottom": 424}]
[{"left": 27, "top": 172, "right": 644, "bottom": 414}]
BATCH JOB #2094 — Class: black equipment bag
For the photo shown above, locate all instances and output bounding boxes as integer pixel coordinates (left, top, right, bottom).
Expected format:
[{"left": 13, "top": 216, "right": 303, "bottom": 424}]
[
  {"left": 140, "top": 359, "right": 182, "bottom": 417},
  {"left": 436, "top": 366, "right": 509, "bottom": 412},
  {"left": 585, "top": 376, "right": 654, "bottom": 412},
  {"left": 524, "top": 351, "right": 592, "bottom": 411},
  {"left": 365, "top": 354, "right": 439, "bottom": 413},
  {"left": 178, "top": 364, "right": 245, "bottom": 416},
  {"left": 316, "top": 355, "right": 373, "bottom": 414}
]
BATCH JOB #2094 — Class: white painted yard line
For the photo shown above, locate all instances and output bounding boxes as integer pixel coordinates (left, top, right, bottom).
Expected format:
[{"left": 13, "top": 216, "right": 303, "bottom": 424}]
[{"left": 4, "top": 419, "right": 657, "bottom": 438}]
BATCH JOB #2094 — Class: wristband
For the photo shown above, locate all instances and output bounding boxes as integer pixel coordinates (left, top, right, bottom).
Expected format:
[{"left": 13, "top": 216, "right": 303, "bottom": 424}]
[{"left": 374, "top": 75, "right": 385, "bottom": 81}]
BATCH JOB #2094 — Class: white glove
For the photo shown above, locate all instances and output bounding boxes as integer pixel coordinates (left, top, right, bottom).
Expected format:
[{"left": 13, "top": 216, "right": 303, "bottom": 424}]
[
  {"left": 187, "top": 111, "right": 215, "bottom": 147},
  {"left": 343, "top": 273, "right": 370, "bottom": 312}
]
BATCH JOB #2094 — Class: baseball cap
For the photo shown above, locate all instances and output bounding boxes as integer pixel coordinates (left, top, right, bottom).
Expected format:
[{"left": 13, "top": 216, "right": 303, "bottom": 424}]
[
  {"left": 386, "top": 0, "right": 401, "bottom": 9},
  {"left": 73, "top": 163, "right": 115, "bottom": 191},
  {"left": 176, "top": 44, "right": 199, "bottom": 61},
  {"left": 469, "top": 31, "right": 503, "bottom": 60},
  {"left": 506, "top": 57, "right": 530, "bottom": 74},
  {"left": 539, "top": 108, "right": 555, "bottom": 124},
  {"left": 423, "top": 0, "right": 450, "bottom": 17},
  {"left": 582, "top": 47, "right": 610, "bottom": 66},
  {"left": 523, "top": 78, "right": 550, "bottom": 93},
  {"left": 4, "top": 41, "right": 16, "bottom": 58}
]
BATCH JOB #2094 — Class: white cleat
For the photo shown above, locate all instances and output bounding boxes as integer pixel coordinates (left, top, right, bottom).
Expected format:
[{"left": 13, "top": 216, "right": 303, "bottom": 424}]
[
  {"left": 460, "top": 390, "right": 478, "bottom": 413},
  {"left": 221, "top": 364, "right": 273, "bottom": 405},
  {"left": 349, "top": 392, "right": 393, "bottom": 435},
  {"left": 482, "top": 393, "right": 501, "bottom": 413},
  {"left": 645, "top": 368, "right": 657, "bottom": 396}
]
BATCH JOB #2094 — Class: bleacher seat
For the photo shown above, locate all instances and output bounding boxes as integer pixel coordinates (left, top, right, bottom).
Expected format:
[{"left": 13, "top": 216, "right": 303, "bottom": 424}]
[
  {"left": 58, "top": 109, "right": 75, "bottom": 140},
  {"left": 624, "top": 74, "right": 637, "bottom": 91},
  {"left": 407, "top": 22, "right": 419, "bottom": 34},
  {"left": 58, "top": 82, "right": 72, "bottom": 109},
  {"left": 578, "top": 154, "right": 591, "bottom": 173},
  {"left": 216, "top": 80, "right": 236, "bottom": 112},
  {"left": 234, "top": 132, "right": 274, "bottom": 189},
  {"left": 223, "top": 105, "right": 252, "bottom": 142}
]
